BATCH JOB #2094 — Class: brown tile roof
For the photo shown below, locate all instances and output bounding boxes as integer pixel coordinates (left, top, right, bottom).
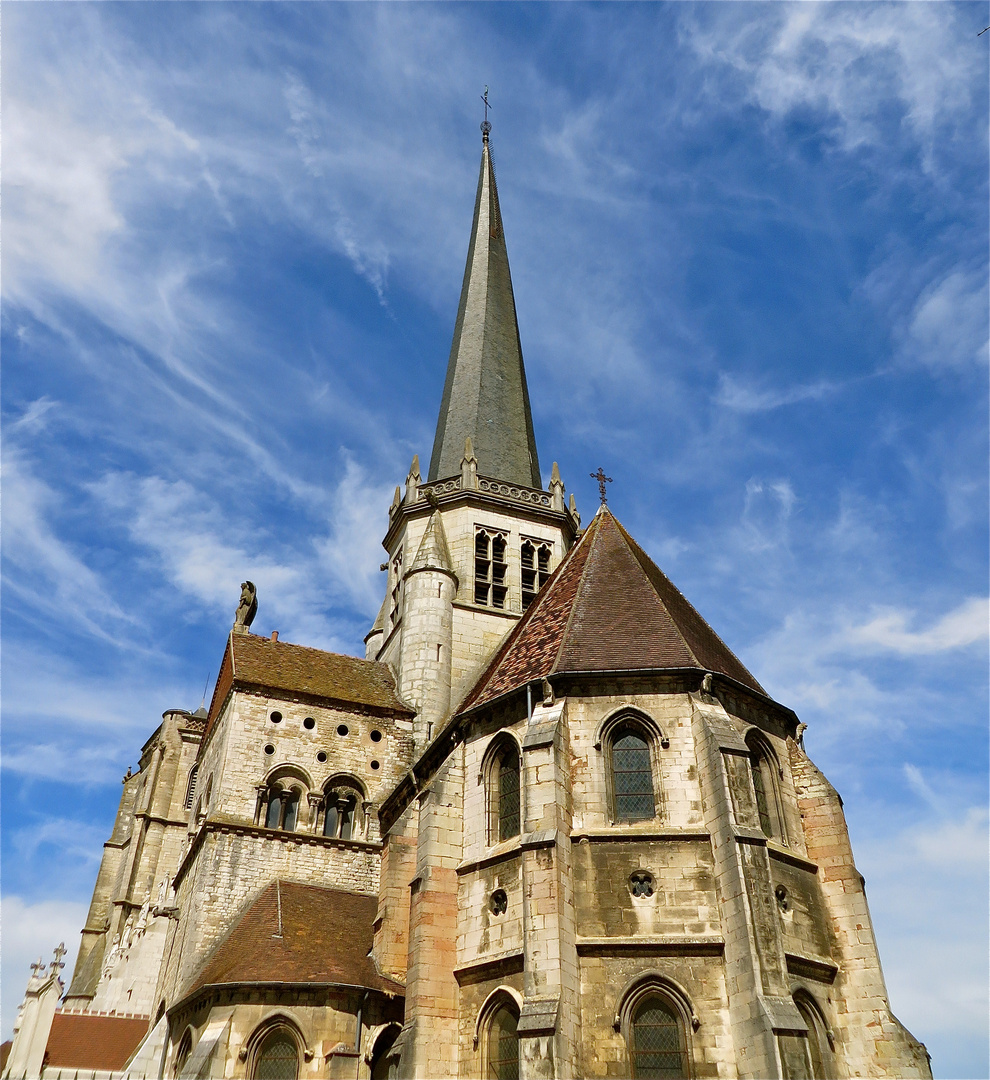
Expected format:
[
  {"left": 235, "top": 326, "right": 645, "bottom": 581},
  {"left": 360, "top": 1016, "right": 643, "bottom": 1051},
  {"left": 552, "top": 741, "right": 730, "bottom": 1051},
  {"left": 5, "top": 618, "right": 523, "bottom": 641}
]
[
  {"left": 206, "top": 634, "right": 412, "bottom": 736},
  {"left": 461, "top": 508, "right": 764, "bottom": 711},
  {"left": 44, "top": 1012, "right": 149, "bottom": 1071},
  {"left": 186, "top": 881, "right": 403, "bottom": 998}
]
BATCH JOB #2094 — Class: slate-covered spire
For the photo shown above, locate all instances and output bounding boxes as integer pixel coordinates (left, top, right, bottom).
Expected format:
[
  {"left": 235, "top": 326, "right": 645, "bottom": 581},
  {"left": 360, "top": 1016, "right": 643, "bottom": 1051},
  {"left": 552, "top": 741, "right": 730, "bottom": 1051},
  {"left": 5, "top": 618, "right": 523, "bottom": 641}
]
[{"left": 428, "top": 127, "right": 542, "bottom": 488}]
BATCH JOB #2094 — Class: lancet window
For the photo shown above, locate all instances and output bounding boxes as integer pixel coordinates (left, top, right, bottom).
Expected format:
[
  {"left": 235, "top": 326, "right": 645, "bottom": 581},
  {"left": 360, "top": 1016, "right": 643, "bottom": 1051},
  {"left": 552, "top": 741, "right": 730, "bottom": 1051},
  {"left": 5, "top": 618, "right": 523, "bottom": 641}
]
[
  {"left": 615, "top": 974, "right": 696, "bottom": 1080},
  {"left": 485, "top": 737, "right": 521, "bottom": 844},
  {"left": 792, "top": 992, "right": 834, "bottom": 1079},
  {"left": 746, "top": 731, "right": 786, "bottom": 844},
  {"left": 521, "top": 539, "right": 552, "bottom": 610},
  {"left": 247, "top": 1021, "right": 302, "bottom": 1080},
  {"left": 475, "top": 528, "right": 508, "bottom": 609},
  {"left": 476, "top": 991, "right": 521, "bottom": 1080},
  {"left": 629, "top": 996, "right": 688, "bottom": 1079}
]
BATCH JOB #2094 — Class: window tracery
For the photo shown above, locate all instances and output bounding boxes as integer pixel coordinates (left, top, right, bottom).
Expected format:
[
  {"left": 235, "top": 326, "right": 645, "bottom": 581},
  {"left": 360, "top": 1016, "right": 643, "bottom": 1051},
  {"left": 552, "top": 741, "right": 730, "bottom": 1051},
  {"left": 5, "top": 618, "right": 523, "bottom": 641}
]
[
  {"left": 475, "top": 528, "right": 508, "bottom": 609},
  {"left": 614, "top": 973, "right": 697, "bottom": 1080},
  {"left": 521, "top": 539, "right": 552, "bottom": 610}
]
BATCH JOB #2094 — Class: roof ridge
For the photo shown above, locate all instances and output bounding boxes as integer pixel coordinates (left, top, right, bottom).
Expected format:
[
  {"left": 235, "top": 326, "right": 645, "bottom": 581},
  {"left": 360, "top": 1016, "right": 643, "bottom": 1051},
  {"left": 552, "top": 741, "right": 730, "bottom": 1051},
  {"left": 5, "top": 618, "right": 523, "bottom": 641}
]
[
  {"left": 549, "top": 515, "right": 604, "bottom": 676},
  {"left": 608, "top": 517, "right": 704, "bottom": 671}
]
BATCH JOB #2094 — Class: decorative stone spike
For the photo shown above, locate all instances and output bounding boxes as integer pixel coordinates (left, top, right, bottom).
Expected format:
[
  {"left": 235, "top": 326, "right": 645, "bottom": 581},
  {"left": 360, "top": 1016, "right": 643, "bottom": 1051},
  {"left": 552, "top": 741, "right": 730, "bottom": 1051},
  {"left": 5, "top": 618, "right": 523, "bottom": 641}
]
[
  {"left": 549, "top": 461, "right": 565, "bottom": 512},
  {"left": 390, "top": 485, "right": 402, "bottom": 516},
  {"left": 405, "top": 454, "right": 421, "bottom": 505},
  {"left": 460, "top": 436, "right": 479, "bottom": 490},
  {"left": 569, "top": 491, "right": 581, "bottom": 527}
]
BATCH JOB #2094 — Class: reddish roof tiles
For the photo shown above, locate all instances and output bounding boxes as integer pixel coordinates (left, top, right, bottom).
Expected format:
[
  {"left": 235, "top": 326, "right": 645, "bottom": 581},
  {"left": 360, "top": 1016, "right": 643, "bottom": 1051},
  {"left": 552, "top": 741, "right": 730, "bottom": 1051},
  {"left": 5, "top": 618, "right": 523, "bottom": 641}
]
[
  {"left": 206, "top": 634, "right": 412, "bottom": 735},
  {"left": 462, "top": 508, "right": 764, "bottom": 711},
  {"left": 44, "top": 1012, "right": 149, "bottom": 1071},
  {"left": 186, "top": 881, "right": 403, "bottom": 998}
]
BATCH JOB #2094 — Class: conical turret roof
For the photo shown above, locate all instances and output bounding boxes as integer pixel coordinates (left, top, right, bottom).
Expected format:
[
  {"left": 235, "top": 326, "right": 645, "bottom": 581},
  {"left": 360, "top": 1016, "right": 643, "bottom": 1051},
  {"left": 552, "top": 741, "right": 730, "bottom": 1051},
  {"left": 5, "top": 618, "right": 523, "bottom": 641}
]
[
  {"left": 461, "top": 508, "right": 765, "bottom": 711},
  {"left": 410, "top": 510, "right": 454, "bottom": 574},
  {"left": 428, "top": 132, "right": 541, "bottom": 488}
]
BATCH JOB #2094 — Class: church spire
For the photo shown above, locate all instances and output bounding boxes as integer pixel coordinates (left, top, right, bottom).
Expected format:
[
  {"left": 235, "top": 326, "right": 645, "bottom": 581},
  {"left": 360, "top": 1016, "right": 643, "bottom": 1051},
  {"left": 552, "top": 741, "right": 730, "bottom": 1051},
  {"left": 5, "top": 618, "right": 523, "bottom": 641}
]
[{"left": 428, "top": 123, "right": 542, "bottom": 489}]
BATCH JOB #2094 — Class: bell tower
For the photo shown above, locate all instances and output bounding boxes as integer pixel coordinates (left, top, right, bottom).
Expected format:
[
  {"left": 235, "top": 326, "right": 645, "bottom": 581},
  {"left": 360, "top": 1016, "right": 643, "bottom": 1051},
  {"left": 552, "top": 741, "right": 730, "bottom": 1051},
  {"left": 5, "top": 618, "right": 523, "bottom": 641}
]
[{"left": 371, "top": 123, "right": 580, "bottom": 748}]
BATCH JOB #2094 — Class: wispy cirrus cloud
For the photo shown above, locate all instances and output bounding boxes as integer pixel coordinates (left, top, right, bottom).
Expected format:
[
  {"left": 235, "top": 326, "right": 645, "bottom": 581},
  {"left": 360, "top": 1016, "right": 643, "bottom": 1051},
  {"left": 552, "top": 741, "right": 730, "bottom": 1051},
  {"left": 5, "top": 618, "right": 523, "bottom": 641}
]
[{"left": 844, "top": 596, "right": 989, "bottom": 656}]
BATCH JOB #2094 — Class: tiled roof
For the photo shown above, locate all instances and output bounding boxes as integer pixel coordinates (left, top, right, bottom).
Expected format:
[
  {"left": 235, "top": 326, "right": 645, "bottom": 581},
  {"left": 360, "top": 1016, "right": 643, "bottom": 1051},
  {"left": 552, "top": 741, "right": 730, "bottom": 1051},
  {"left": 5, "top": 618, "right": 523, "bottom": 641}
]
[
  {"left": 186, "top": 881, "right": 403, "bottom": 997},
  {"left": 461, "top": 508, "right": 764, "bottom": 710},
  {"left": 206, "top": 634, "right": 412, "bottom": 735},
  {"left": 44, "top": 1012, "right": 149, "bottom": 1071}
]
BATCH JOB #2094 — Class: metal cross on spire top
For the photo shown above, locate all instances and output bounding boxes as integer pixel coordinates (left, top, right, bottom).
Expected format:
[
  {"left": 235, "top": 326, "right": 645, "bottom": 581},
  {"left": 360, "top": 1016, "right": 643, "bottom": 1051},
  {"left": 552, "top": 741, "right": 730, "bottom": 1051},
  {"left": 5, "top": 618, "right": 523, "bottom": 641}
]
[
  {"left": 590, "top": 467, "right": 613, "bottom": 505},
  {"left": 481, "top": 86, "right": 492, "bottom": 139}
]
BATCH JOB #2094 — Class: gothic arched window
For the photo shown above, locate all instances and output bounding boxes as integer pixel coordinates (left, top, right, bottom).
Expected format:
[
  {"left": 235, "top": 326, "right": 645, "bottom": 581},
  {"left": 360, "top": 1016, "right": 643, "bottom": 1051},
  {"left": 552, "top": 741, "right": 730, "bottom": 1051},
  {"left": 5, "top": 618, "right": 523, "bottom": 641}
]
[
  {"left": 485, "top": 738, "right": 521, "bottom": 844},
  {"left": 614, "top": 974, "right": 696, "bottom": 1080},
  {"left": 521, "top": 539, "right": 552, "bottom": 610},
  {"left": 793, "top": 992, "right": 834, "bottom": 1079},
  {"left": 174, "top": 1028, "right": 193, "bottom": 1076},
  {"left": 252, "top": 1027, "right": 299, "bottom": 1080},
  {"left": 370, "top": 1024, "right": 401, "bottom": 1080},
  {"left": 321, "top": 777, "right": 366, "bottom": 840},
  {"left": 484, "top": 1002, "right": 519, "bottom": 1080},
  {"left": 629, "top": 996, "right": 688, "bottom": 1079},
  {"left": 746, "top": 731, "right": 786, "bottom": 844}
]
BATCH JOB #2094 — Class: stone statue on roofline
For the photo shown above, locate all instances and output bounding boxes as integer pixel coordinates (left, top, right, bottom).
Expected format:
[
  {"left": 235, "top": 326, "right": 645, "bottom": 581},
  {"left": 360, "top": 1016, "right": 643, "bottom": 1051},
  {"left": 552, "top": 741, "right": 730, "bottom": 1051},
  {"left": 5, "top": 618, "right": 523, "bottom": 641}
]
[{"left": 233, "top": 580, "right": 257, "bottom": 633}]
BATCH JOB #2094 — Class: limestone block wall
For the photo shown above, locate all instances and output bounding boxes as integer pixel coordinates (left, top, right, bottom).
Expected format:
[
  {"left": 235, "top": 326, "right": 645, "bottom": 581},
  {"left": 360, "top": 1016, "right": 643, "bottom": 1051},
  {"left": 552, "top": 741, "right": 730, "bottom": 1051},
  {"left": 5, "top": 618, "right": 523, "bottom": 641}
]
[
  {"left": 577, "top": 955, "right": 730, "bottom": 1079},
  {"left": 373, "top": 804, "right": 419, "bottom": 984},
  {"left": 566, "top": 689, "right": 705, "bottom": 833},
  {"left": 200, "top": 690, "right": 414, "bottom": 835},
  {"left": 65, "top": 711, "right": 203, "bottom": 1012},
  {"left": 789, "top": 740, "right": 932, "bottom": 1079}
]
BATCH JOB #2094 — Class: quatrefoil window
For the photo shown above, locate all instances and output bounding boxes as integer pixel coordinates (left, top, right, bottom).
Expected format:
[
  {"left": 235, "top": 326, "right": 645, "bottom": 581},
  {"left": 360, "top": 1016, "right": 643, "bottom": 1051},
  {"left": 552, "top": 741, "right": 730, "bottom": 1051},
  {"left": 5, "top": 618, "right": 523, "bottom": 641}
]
[{"left": 629, "top": 872, "right": 655, "bottom": 898}]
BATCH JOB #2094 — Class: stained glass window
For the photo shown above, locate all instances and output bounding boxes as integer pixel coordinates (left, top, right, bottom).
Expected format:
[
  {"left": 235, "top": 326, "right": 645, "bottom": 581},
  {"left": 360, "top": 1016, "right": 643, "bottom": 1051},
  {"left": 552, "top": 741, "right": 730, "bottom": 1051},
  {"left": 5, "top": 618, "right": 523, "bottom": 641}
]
[
  {"left": 487, "top": 1005, "right": 519, "bottom": 1080},
  {"left": 254, "top": 1030, "right": 298, "bottom": 1080},
  {"left": 630, "top": 997, "right": 686, "bottom": 1079},
  {"left": 498, "top": 748, "right": 521, "bottom": 841},
  {"left": 612, "top": 731, "right": 655, "bottom": 821}
]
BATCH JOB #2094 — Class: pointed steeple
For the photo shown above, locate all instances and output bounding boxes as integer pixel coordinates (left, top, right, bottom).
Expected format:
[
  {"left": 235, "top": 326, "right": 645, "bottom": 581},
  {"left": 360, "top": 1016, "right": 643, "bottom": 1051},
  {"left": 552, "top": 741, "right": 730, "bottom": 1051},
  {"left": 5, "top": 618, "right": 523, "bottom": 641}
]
[{"left": 428, "top": 127, "right": 542, "bottom": 489}]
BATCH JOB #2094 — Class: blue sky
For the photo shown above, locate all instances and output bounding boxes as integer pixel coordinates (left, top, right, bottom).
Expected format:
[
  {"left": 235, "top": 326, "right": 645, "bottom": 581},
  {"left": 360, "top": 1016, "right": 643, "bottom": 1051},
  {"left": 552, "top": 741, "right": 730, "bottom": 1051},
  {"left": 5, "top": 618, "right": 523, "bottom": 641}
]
[{"left": 2, "top": 3, "right": 987, "bottom": 1075}]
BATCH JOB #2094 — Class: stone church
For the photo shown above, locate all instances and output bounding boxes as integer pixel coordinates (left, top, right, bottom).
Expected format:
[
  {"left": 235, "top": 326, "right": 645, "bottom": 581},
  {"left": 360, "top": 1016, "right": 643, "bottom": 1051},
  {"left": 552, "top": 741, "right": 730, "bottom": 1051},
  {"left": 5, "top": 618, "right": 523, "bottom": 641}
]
[{"left": 4, "top": 125, "right": 932, "bottom": 1080}]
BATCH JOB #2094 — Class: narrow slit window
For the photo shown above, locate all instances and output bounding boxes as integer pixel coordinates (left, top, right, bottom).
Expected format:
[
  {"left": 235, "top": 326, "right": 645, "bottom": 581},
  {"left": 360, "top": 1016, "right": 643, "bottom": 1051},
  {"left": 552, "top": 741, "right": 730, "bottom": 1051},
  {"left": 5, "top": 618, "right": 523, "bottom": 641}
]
[{"left": 389, "top": 549, "right": 403, "bottom": 628}]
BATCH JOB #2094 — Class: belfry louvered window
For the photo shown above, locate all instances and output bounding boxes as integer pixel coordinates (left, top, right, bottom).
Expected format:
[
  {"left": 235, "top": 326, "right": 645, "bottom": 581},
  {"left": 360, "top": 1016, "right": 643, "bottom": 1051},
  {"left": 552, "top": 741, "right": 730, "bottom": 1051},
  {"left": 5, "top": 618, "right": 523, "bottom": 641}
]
[
  {"left": 611, "top": 730, "right": 656, "bottom": 822},
  {"left": 183, "top": 764, "right": 199, "bottom": 810},
  {"left": 521, "top": 540, "right": 551, "bottom": 610},
  {"left": 630, "top": 996, "right": 687, "bottom": 1079},
  {"left": 475, "top": 528, "right": 508, "bottom": 609}
]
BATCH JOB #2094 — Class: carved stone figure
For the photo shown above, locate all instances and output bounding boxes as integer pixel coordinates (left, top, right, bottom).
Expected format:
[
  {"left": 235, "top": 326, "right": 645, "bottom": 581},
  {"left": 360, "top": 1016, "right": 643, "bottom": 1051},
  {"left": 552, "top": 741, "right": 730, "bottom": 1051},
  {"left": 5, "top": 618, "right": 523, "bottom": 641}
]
[{"left": 234, "top": 581, "right": 257, "bottom": 629}]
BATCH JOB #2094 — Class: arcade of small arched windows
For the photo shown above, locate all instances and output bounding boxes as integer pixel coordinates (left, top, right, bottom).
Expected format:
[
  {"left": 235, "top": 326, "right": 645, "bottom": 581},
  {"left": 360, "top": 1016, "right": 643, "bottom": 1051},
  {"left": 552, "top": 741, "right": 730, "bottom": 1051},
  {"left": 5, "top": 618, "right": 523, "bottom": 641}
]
[{"left": 254, "top": 770, "right": 370, "bottom": 841}]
